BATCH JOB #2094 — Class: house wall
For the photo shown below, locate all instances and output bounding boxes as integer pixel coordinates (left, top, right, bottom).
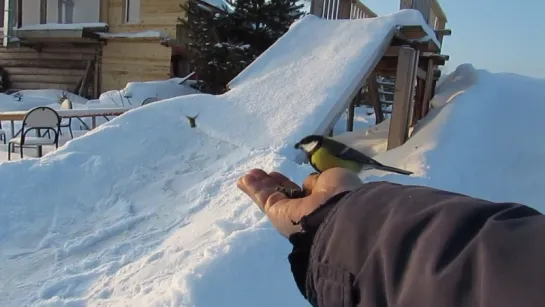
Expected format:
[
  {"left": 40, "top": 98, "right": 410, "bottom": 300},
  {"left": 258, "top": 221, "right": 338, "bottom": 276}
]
[
  {"left": 21, "top": 0, "right": 100, "bottom": 25},
  {"left": 0, "top": 44, "right": 99, "bottom": 93},
  {"left": 100, "top": 0, "right": 186, "bottom": 91},
  {"left": 101, "top": 39, "right": 172, "bottom": 92}
]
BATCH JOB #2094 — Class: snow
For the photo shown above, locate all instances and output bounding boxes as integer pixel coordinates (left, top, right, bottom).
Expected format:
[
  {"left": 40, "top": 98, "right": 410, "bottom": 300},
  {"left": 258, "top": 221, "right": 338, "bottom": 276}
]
[
  {"left": 87, "top": 78, "right": 200, "bottom": 108},
  {"left": 0, "top": 89, "right": 88, "bottom": 112},
  {"left": 97, "top": 31, "right": 169, "bottom": 39},
  {"left": 224, "top": 10, "right": 438, "bottom": 158},
  {"left": 1, "top": 9, "right": 544, "bottom": 307},
  {"left": 17, "top": 23, "right": 108, "bottom": 31}
]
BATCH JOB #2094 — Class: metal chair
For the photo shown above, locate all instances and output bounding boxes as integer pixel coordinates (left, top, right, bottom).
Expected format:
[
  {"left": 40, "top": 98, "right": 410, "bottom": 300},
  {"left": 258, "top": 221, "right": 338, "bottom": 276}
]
[
  {"left": 8, "top": 106, "right": 61, "bottom": 160},
  {"left": 0, "top": 121, "right": 6, "bottom": 144},
  {"left": 142, "top": 97, "right": 159, "bottom": 106}
]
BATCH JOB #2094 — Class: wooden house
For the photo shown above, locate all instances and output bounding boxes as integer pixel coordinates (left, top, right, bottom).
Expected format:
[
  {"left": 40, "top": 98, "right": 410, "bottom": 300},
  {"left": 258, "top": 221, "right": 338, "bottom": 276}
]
[{"left": 0, "top": 0, "right": 227, "bottom": 97}]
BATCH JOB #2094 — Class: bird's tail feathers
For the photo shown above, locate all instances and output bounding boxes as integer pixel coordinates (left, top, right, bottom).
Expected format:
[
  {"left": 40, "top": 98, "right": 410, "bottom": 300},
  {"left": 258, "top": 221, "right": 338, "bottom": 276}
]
[{"left": 375, "top": 164, "right": 413, "bottom": 175}]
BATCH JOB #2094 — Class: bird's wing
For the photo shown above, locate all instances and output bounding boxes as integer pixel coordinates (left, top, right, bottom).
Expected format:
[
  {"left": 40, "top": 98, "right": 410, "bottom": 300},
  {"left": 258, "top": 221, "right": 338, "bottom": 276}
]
[{"left": 327, "top": 138, "right": 382, "bottom": 166}]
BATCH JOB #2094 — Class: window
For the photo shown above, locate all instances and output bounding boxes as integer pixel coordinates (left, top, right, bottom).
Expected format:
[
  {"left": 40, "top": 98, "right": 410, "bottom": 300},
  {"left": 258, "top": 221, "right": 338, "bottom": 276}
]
[
  {"left": 58, "top": 0, "right": 75, "bottom": 24},
  {"left": 123, "top": 0, "right": 140, "bottom": 24}
]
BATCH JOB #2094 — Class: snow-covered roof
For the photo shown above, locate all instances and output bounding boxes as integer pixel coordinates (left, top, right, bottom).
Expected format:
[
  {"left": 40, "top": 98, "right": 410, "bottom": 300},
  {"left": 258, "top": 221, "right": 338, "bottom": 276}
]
[{"left": 199, "top": 0, "right": 234, "bottom": 12}]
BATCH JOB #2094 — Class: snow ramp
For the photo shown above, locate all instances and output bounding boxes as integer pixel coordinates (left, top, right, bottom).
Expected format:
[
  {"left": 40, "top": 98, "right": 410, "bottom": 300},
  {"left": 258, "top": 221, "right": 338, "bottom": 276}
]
[{"left": 0, "top": 11, "right": 437, "bottom": 307}]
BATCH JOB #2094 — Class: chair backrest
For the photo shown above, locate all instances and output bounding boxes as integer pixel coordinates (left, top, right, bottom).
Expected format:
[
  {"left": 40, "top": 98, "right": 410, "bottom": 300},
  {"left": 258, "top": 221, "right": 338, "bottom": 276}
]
[
  {"left": 142, "top": 97, "right": 159, "bottom": 106},
  {"left": 60, "top": 98, "right": 73, "bottom": 110},
  {"left": 23, "top": 106, "right": 61, "bottom": 129}
]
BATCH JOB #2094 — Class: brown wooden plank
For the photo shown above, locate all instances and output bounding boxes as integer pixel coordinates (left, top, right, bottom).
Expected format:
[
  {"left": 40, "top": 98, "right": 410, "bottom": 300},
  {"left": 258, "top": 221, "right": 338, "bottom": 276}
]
[
  {"left": 416, "top": 67, "right": 426, "bottom": 79},
  {"left": 420, "top": 58, "right": 435, "bottom": 118},
  {"left": 10, "top": 74, "right": 82, "bottom": 84},
  {"left": 387, "top": 46, "right": 418, "bottom": 150},
  {"left": 412, "top": 78, "right": 425, "bottom": 126},
  {"left": 12, "top": 82, "right": 75, "bottom": 90},
  {"left": 366, "top": 73, "right": 384, "bottom": 124},
  {"left": 5, "top": 67, "right": 85, "bottom": 76},
  {"left": 0, "top": 46, "right": 98, "bottom": 55},
  {"left": 0, "top": 59, "right": 87, "bottom": 69},
  {"left": 0, "top": 51, "right": 95, "bottom": 61},
  {"left": 346, "top": 92, "right": 356, "bottom": 131}
]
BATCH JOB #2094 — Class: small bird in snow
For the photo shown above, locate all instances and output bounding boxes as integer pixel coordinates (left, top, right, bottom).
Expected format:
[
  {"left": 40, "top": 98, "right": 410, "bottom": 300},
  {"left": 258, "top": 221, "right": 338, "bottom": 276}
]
[{"left": 294, "top": 134, "right": 413, "bottom": 175}]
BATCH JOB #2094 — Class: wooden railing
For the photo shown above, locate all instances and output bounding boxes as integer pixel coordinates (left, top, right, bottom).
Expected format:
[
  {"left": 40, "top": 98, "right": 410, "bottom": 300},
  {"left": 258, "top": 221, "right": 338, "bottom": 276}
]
[
  {"left": 400, "top": 0, "right": 448, "bottom": 43},
  {"left": 310, "top": 0, "right": 377, "bottom": 20}
]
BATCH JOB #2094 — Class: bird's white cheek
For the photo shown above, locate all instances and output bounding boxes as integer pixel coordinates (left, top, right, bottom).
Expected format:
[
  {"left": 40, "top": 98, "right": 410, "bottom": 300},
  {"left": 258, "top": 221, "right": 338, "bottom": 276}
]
[{"left": 301, "top": 141, "right": 318, "bottom": 152}]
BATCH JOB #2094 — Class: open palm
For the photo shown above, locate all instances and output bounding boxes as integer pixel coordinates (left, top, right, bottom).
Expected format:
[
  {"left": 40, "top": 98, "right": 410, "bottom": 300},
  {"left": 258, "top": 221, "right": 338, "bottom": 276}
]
[{"left": 237, "top": 167, "right": 363, "bottom": 237}]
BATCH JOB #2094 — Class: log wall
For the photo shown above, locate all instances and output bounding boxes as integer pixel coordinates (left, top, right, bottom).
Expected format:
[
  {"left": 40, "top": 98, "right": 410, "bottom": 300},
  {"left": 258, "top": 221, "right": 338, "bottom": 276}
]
[
  {"left": 99, "top": 0, "right": 183, "bottom": 91},
  {"left": 0, "top": 44, "right": 99, "bottom": 94}
]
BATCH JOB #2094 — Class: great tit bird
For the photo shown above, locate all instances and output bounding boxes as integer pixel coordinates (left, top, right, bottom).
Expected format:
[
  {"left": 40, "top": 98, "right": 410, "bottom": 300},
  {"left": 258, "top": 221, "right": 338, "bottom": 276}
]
[{"left": 294, "top": 134, "right": 413, "bottom": 176}]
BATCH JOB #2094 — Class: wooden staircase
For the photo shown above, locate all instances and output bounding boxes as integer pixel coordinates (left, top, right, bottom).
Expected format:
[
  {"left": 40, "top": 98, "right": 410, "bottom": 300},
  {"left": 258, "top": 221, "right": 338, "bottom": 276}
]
[{"left": 310, "top": 0, "right": 451, "bottom": 150}]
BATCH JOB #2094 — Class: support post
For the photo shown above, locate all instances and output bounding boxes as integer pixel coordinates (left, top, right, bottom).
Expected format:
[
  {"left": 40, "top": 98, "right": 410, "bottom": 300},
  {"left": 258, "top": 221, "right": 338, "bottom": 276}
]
[
  {"left": 387, "top": 46, "right": 418, "bottom": 150},
  {"left": 367, "top": 73, "right": 384, "bottom": 124},
  {"left": 39, "top": 0, "right": 47, "bottom": 24},
  {"left": 420, "top": 58, "right": 435, "bottom": 118},
  {"left": 3, "top": 0, "right": 15, "bottom": 47},
  {"left": 346, "top": 90, "right": 357, "bottom": 131},
  {"left": 412, "top": 78, "right": 425, "bottom": 126}
]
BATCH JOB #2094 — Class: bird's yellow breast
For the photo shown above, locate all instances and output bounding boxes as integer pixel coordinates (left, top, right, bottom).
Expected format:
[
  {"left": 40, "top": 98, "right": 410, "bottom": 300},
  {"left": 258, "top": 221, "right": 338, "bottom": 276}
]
[{"left": 310, "top": 147, "right": 362, "bottom": 173}]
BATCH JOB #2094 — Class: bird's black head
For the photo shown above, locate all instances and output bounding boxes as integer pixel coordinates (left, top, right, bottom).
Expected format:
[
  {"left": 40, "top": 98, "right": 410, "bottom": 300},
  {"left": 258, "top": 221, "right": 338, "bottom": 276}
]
[{"left": 294, "top": 135, "right": 324, "bottom": 154}]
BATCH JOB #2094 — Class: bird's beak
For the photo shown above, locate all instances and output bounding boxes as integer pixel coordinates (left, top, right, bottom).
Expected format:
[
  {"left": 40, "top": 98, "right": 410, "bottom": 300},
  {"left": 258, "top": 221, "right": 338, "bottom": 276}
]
[{"left": 294, "top": 142, "right": 300, "bottom": 149}]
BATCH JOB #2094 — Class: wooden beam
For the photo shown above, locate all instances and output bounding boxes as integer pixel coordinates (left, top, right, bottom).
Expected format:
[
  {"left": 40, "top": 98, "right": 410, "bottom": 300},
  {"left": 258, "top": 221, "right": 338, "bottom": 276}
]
[
  {"left": 416, "top": 67, "right": 426, "bottom": 79},
  {"left": 412, "top": 78, "right": 426, "bottom": 126},
  {"left": 435, "top": 29, "right": 452, "bottom": 36},
  {"left": 420, "top": 58, "right": 435, "bottom": 118},
  {"left": 39, "top": 0, "right": 47, "bottom": 24},
  {"left": 367, "top": 73, "right": 384, "bottom": 124},
  {"left": 431, "top": 0, "right": 447, "bottom": 23},
  {"left": 387, "top": 46, "right": 418, "bottom": 150},
  {"left": 346, "top": 93, "right": 356, "bottom": 131}
]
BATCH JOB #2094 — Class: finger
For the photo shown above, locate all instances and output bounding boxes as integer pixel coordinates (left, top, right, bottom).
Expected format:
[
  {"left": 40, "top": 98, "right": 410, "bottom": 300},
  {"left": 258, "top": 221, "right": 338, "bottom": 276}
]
[
  {"left": 246, "top": 168, "right": 269, "bottom": 179},
  {"left": 302, "top": 172, "right": 321, "bottom": 192},
  {"left": 237, "top": 174, "right": 259, "bottom": 203},
  {"left": 261, "top": 190, "right": 288, "bottom": 212},
  {"left": 241, "top": 175, "right": 281, "bottom": 208},
  {"left": 268, "top": 172, "right": 300, "bottom": 190}
]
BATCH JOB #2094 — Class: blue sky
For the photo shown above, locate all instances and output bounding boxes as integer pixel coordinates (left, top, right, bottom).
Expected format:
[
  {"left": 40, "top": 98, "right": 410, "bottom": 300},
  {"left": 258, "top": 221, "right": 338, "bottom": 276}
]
[{"left": 363, "top": 0, "right": 545, "bottom": 78}]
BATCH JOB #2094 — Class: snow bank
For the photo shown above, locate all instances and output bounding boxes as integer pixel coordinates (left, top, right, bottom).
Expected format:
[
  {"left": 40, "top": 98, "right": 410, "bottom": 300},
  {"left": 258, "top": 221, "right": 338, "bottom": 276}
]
[
  {"left": 0, "top": 89, "right": 87, "bottom": 112},
  {"left": 430, "top": 63, "right": 479, "bottom": 109},
  {"left": 87, "top": 78, "right": 200, "bottom": 108}
]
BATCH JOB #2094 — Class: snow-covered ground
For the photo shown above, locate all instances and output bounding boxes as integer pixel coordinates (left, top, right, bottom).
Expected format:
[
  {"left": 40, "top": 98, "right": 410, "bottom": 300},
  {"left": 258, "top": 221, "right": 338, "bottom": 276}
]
[
  {"left": 1, "top": 10, "right": 543, "bottom": 307},
  {"left": 0, "top": 79, "right": 200, "bottom": 159}
]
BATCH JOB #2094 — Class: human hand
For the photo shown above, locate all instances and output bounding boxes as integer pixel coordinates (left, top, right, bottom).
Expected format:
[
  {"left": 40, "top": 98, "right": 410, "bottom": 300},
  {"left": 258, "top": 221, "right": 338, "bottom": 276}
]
[{"left": 237, "top": 167, "right": 363, "bottom": 238}]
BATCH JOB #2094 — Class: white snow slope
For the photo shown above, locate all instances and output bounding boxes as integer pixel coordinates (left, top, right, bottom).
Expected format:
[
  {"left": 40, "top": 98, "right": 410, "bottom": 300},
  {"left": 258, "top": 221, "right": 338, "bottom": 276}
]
[{"left": 2, "top": 11, "right": 545, "bottom": 307}]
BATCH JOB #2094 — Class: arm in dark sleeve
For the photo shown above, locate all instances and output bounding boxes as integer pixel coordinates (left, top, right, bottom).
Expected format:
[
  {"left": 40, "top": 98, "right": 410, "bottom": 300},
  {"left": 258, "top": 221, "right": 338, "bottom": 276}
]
[{"left": 287, "top": 181, "right": 545, "bottom": 307}]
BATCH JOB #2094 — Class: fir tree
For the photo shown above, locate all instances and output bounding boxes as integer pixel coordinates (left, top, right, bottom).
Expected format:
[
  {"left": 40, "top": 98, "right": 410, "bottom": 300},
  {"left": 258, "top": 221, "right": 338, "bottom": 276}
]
[{"left": 179, "top": 0, "right": 304, "bottom": 94}]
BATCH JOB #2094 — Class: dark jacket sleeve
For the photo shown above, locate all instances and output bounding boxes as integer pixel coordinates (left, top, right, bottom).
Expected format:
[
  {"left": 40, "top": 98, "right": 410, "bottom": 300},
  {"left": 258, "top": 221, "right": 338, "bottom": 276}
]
[{"left": 287, "top": 181, "right": 545, "bottom": 307}]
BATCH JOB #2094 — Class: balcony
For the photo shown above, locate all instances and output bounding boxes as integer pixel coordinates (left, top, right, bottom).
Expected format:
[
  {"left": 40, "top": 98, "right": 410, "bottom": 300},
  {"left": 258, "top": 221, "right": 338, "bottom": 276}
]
[{"left": 3, "top": 0, "right": 108, "bottom": 47}]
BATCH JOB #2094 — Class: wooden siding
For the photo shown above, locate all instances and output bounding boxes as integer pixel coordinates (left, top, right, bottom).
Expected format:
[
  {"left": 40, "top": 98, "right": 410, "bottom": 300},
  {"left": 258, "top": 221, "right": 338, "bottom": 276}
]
[
  {"left": 104, "top": 0, "right": 185, "bottom": 37},
  {"left": 0, "top": 44, "right": 99, "bottom": 93},
  {"left": 100, "top": 40, "right": 171, "bottom": 91},
  {"left": 99, "top": 0, "right": 185, "bottom": 91}
]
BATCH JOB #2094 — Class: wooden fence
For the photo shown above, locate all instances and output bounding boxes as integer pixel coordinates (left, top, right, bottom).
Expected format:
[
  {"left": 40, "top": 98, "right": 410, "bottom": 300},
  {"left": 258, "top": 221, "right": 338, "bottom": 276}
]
[{"left": 310, "top": 0, "right": 377, "bottom": 20}]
